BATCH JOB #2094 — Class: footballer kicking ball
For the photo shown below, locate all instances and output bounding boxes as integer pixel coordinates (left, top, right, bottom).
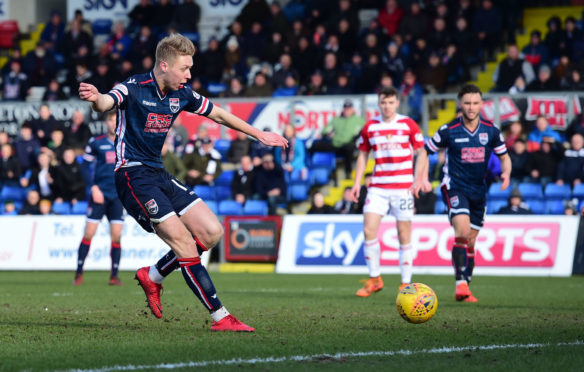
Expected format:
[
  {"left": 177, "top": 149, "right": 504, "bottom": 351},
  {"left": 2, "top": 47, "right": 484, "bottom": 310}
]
[{"left": 396, "top": 283, "right": 438, "bottom": 324}]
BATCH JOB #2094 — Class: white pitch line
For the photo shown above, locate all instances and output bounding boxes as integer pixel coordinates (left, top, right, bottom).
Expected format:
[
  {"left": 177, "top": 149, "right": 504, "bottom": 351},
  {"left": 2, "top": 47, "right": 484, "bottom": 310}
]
[{"left": 62, "top": 340, "right": 583, "bottom": 372}]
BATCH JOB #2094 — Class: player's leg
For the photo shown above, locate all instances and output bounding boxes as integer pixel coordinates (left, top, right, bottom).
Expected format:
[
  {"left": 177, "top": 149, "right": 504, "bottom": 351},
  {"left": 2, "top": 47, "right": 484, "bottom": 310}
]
[
  {"left": 74, "top": 221, "right": 99, "bottom": 285},
  {"left": 108, "top": 222, "right": 123, "bottom": 285},
  {"left": 107, "top": 198, "right": 125, "bottom": 285},
  {"left": 393, "top": 191, "right": 415, "bottom": 289},
  {"left": 451, "top": 214, "right": 473, "bottom": 301},
  {"left": 356, "top": 206, "right": 385, "bottom": 297}
]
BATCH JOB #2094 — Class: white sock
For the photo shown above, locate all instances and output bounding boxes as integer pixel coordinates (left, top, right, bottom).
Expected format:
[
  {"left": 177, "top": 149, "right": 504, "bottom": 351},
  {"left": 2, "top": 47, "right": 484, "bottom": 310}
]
[
  {"left": 148, "top": 265, "right": 164, "bottom": 284},
  {"left": 364, "top": 238, "right": 381, "bottom": 278},
  {"left": 399, "top": 244, "right": 414, "bottom": 284},
  {"left": 211, "top": 306, "right": 230, "bottom": 322}
]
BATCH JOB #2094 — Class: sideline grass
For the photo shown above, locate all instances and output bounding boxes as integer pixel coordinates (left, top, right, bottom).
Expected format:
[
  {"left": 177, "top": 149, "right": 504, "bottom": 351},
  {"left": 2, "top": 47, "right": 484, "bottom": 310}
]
[{"left": 0, "top": 272, "right": 583, "bottom": 371}]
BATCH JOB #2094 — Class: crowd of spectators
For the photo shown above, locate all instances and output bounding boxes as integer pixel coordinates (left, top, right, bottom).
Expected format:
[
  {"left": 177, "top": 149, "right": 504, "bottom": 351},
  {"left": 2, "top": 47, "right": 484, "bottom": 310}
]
[{"left": 1, "top": 0, "right": 584, "bottom": 216}]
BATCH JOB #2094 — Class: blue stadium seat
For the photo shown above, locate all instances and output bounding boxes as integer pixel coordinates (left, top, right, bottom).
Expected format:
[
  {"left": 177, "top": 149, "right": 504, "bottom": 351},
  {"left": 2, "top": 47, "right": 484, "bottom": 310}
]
[
  {"left": 545, "top": 200, "right": 565, "bottom": 215},
  {"left": 310, "top": 152, "right": 335, "bottom": 170},
  {"left": 52, "top": 201, "right": 71, "bottom": 215},
  {"left": 215, "top": 170, "right": 235, "bottom": 186},
  {"left": 487, "top": 199, "right": 507, "bottom": 214},
  {"left": 72, "top": 201, "right": 88, "bottom": 215},
  {"left": 243, "top": 200, "right": 268, "bottom": 216},
  {"left": 290, "top": 183, "right": 309, "bottom": 202},
  {"left": 525, "top": 199, "right": 545, "bottom": 214},
  {"left": 290, "top": 169, "right": 310, "bottom": 183},
  {"left": 518, "top": 183, "right": 544, "bottom": 200},
  {"left": 215, "top": 185, "right": 232, "bottom": 200},
  {"left": 0, "top": 185, "right": 25, "bottom": 202},
  {"left": 92, "top": 19, "right": 112, "bottom": 35},
  {"left": 218, "top": 200, "right": 243, "bottom": 215},
  {"left": 214, "top": 139, "right": 231, "bottom": 161},
  {"left": 310, "top": 167, "right": 331, "bottom": 186},
  {"left": 206, "top": 200, "right": 218, "bottom": 214},
  {"left": 488, "top": 183, "right": 511, "bottom": 200},
  {"left": 434, "top": 200, "right": 447, "bottom": 214},
  {"left": 544, "top": 184, "right": 571, "bottom": 200},
  {"left": 193, "top": 185, "right": 215, "bottom": 200},
  {"left": 572, "top": 184, "right": 584, "bottom": 200}
]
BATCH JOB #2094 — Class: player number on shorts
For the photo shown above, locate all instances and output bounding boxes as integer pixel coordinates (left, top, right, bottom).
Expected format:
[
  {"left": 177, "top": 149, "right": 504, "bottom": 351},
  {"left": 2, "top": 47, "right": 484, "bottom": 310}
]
[{"left": 400, "top": 199, "right": 413, "bottom": 210}]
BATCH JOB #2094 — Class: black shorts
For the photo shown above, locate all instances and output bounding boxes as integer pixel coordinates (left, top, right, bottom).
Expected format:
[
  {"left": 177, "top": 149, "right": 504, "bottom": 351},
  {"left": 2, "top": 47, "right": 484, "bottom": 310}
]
[
  {"left": 86, "top": 196, "right": 124, "bottom": 224},
  {"left": 441, "top": 185, "right": 486, "bottom": 230},
  {"left": 115, "top": 166, "right": 201, "bottom": 233}
]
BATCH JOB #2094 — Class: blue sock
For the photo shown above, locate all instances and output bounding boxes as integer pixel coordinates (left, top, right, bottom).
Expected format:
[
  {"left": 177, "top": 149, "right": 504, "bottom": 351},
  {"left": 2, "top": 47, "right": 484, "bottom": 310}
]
[
  {"left": 452, "top": 238, "right": 469, "bottom": 282},
  {"left": 464, "top": 246, "right": 475, "bottom": 283},
  {"left": 155, "top": 237, "right": 208, "bottom": 277},
  {"left": 155, "top": 250, "right": 178, "bottom": 277},
  {"left": 110, "top": 243, "right": 121, "bottom": 277},
  {"left": 76, "top": 238, "right": 91, "bottom": 275},
  {"left": 179, "top": 257, "right": 222, "bottom": 312}
]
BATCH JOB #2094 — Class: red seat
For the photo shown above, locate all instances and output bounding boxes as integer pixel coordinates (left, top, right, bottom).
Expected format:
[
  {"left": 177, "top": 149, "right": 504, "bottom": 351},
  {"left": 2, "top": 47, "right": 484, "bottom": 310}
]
[{"left": 0, "top": 20, "right": 19, "bottom": 49}]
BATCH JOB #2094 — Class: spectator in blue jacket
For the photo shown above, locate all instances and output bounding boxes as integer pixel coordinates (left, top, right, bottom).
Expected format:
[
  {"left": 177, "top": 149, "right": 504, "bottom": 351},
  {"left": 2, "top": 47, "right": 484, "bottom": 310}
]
[
  {"left": 399, "top": 69, "right": 424, "bottom": 122},
  {"left": 275, "top": 124, "right": 306, "bottom": 179},
  {"left": 527, "top": 115, "right": 564, "bottom": 152}
]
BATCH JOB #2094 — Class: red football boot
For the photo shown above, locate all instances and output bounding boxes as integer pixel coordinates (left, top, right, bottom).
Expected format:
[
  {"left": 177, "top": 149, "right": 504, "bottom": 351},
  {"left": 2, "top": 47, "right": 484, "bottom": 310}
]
[
  {"left": 211, "top": 314, "right": 255, "bottom": 332},
  {"left": 135, "top": 267, "right": 163, "bottom": 318}
]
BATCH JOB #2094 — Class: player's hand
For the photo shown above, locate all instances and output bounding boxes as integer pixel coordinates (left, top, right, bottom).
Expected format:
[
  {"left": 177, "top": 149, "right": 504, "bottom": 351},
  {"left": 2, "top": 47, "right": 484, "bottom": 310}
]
[
  {"left": 350, "top": 184, "right": 360, "bottom": 203},
  {"left": 91, "top": 186, "right": 104, "bottom": 204},
  {"left": 79, "top": 83, "right": 99, "bottom": 103},
  {"left": 410, "top": 180, "right": 432, "bottom": 198},
  {"left": 499, "top": 172, "right": 510, "bottom": 191},
  {"left": 257, "top": 131, "right": 288, "bottom": 149}
]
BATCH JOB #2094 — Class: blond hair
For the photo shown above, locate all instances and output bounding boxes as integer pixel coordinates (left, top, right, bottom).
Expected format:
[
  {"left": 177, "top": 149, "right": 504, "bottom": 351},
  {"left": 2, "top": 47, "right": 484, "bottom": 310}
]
[{"left": 155, "top": 34, "right": 195, "bottom": 67}]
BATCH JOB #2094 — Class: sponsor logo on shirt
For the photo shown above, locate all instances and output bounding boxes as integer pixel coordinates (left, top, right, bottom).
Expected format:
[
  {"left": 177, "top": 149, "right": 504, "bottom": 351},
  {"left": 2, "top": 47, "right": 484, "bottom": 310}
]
[
  {"left": 454, "top": 137, "right": 469, "bottom": 143},
  {"left": 145, "top": 113, "right": 173, "bottom": 133},
  {"left": 142, "top": 100, "right": 156, "bottom": 107},
  {"left": 461, "top": 147, "right": 485, "bottom": 163}
]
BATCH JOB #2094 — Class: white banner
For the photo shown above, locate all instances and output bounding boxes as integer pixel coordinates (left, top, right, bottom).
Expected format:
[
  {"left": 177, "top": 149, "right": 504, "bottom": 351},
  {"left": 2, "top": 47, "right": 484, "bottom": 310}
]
[
  {"left": 0, "top": 216, "right": 209, "bottom": 270},
  {"left": 0, "top": 0, "right": 10, "bottom": 21},
  {"left": 276, "top": 215, "right": 580, "bottom": 277},
  {"left": 67, "top": 0, "right": 140, "bottom": 22}
]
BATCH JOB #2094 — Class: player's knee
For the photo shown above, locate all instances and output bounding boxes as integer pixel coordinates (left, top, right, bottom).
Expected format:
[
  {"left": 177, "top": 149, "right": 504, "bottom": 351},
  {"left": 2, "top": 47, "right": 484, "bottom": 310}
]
[
  {"left": 363, "top": 225, "right": 377, "bottom": 240},
  {"left": 206, "top": 223, "right": 224, "bottom": 247}
]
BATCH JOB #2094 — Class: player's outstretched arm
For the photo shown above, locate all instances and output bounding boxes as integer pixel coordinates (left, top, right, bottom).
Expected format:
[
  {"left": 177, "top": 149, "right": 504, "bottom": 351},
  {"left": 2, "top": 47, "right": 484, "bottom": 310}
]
[
  {"left": 79, "top": 83, "right": 115, "bottom": 112},
  {"left": 498, "top": 153, "right": 512, "bottom": 191},
  {"left": 411, "top": 148, "right": 432, "bottom": 198},
  {"left": 207, "top": 105, "right": 288, "bottom": 149},
  {"left": 351, "top": 151, "right": 368, "bottom": 203}
]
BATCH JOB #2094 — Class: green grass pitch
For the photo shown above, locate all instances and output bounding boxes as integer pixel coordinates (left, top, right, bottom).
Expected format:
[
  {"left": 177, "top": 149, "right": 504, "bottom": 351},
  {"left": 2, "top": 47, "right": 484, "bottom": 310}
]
[{"left": 0, "top": 271, "right": 583, "bottom": 371}]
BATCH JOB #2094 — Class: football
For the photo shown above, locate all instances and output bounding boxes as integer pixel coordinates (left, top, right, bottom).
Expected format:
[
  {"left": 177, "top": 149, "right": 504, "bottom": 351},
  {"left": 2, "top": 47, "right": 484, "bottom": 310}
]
[{"left": 396, "top": 283, "right": 438, "bottom": 324}]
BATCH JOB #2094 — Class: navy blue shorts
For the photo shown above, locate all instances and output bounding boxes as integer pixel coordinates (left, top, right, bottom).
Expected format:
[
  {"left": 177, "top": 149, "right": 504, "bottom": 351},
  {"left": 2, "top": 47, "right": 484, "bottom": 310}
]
[
  {"left": 115, "top": 166, "right": 201, "bottom": 233},
  {"left": 441, "top": 185, "right": 486, "bottom": 230},
  {"left": 87, "top": 196, "right": 124, "bottom": 224}
]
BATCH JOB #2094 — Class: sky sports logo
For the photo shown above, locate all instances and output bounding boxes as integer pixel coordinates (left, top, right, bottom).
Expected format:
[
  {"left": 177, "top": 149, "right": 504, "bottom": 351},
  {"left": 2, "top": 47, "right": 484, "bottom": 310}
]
[
  {"left": 296, "top": 223, "right": 365, "bottom": 266},
  {"left": 294, "top": 221, "right": 561, "bottom": 267}
]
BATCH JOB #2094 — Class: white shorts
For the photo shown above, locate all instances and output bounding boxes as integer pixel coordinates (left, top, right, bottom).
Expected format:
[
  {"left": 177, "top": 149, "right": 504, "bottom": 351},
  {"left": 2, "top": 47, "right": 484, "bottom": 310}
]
[{"left": 363, "top": 187, "right": 414, "bottom": 221}]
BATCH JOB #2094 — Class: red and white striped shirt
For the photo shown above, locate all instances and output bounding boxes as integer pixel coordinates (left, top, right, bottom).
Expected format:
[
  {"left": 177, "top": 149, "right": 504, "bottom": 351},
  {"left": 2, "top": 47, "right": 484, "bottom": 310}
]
[{"left": 357, "top": 114, "right": 424, "bottom": 189}]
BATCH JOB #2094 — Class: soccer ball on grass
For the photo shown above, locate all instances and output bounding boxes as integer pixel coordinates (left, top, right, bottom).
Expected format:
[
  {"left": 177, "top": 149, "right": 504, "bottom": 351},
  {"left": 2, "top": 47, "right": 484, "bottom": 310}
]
[{"left": 396, "top": 283, "right": 438, "bottom": 324}]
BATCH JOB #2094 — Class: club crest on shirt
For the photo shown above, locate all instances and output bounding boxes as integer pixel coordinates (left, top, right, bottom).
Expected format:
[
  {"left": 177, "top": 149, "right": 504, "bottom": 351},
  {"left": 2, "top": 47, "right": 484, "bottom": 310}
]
[
  {"left": 479, "top": 133, "right": 488, "bottom": 145},
  {"left": 145, "top": 199, "right": 159, "bottom": 216},
  {"left": 450, "top": 195, "right": 459, "bottom": 207},
  {"left": 169, "top": 98, "right": 180, "bottom": 113}
]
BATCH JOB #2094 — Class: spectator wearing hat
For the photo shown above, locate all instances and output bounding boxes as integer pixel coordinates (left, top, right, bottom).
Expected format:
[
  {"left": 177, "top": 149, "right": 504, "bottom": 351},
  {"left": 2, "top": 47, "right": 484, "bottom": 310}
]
[
  {"left": 526, "top": 64, "right": 559, "bottom": 92},
  {"left": 182, "top": 137, "right": 223, "bottom": 187},
  {"left": 310, "top": 99, "right": 365, "bottom": 176},
  {"left": 496, "top": 189, "right": 533, "bottom": 215},
  {"left": 522, "top": 30, "right": 550, "bottom": 70}
]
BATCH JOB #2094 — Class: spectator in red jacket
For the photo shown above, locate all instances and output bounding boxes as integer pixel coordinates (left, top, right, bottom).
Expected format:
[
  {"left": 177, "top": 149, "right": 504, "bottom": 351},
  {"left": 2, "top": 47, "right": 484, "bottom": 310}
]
[{"left": 377, "top": 0, "right": 404, "bottom": 37}]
